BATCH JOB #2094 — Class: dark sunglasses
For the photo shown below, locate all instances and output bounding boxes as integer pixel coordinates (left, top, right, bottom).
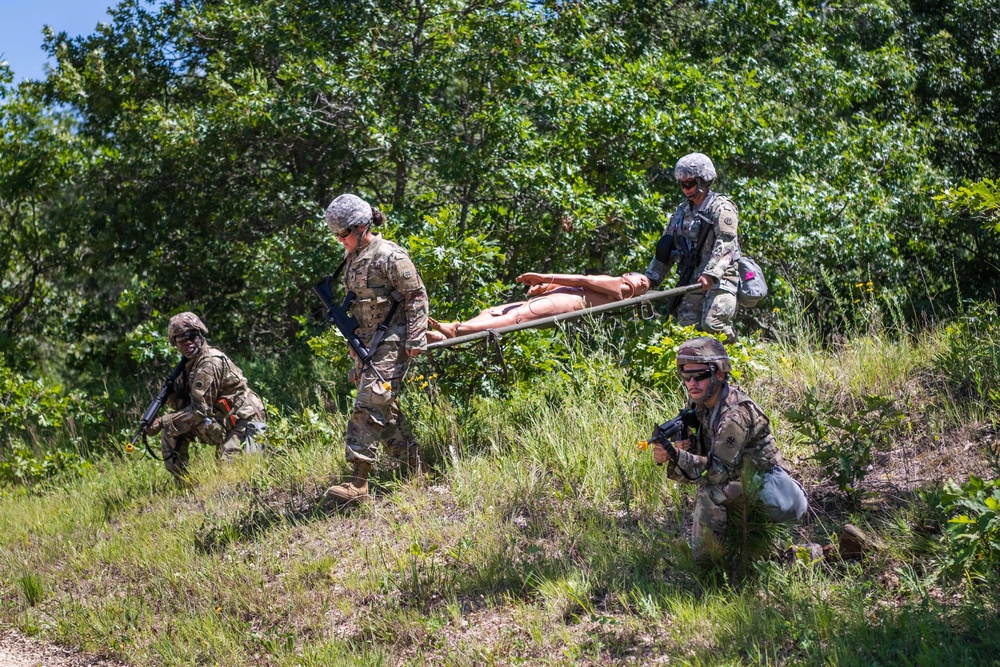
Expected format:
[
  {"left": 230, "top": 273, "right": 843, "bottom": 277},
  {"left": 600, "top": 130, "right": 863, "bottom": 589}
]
[
  {"left": 172, "top": 329, "right": 201, "bottom": 345},
  {"left": 337, "top": 229, "right": 352, "bottom": 239},
  {"left": 678, "top": 369, "right": 713, "bottom": 382},
  {"left": 678, "top": 179, "right": 699, "bottom": 189}
]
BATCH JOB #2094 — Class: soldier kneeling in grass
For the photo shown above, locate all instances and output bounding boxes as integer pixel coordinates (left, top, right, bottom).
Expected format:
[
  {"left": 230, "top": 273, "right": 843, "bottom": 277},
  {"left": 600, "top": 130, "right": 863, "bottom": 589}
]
[
  {"left": 146, "top": 312, "right": 266, "bottom": 481},
  {"left": 652, "top": 337, "right": 807, "bottom": 559}
]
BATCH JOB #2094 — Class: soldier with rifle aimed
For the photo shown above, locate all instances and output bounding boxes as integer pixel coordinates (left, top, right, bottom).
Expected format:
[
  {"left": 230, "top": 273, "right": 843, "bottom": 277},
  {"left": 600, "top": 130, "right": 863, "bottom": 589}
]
[
  {"left": 316, "top": 194, "right": 430, "bottom": 504},
  {"left": 639, "top": 337, "right": 807, "bottom": 560},
  {"left": 138, "top": 312, "right": 266, "bottom": 482},
  {"left": 645, "top": 153, "right": 741, "bottom": 342}
]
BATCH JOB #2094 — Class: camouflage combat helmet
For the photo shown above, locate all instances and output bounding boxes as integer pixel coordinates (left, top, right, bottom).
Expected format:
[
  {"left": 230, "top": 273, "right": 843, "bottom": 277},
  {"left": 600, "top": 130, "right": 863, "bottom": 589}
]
[
  {"left": 674, "top": 153, "right": 717, "bottom": 183},
  {"left": 325, "top": 194, "right": 373, "bottom": 233},
  {"left": 168, "top": 312, "right": 208, "bottom": 344},
  {"left": 676, "top": 336, "right": 731, "bottom": 373}
]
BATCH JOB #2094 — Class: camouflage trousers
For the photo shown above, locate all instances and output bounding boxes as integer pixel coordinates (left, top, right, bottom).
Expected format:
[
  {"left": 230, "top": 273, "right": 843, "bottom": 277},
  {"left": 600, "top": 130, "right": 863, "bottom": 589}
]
[
  {"left": 691, "top": 480, "right": 743, "bottom": 559},
  {"left": 161, "top": 412, "right": 265, "bottom": 479},
  {"left": 676, "top": 285, "right": 737, "bottom": 342},
  {"left": 346, "top": 341, "right": 416, "bottom": 464}
]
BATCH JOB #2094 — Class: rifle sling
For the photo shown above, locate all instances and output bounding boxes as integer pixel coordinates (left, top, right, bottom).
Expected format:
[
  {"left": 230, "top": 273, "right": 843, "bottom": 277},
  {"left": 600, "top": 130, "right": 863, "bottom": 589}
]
[
  {"left": 144, "top": 434, "right": 173, "bottom": 462},
  {"left": 330, "top": 255, "right": 348, "bottom": 283}
]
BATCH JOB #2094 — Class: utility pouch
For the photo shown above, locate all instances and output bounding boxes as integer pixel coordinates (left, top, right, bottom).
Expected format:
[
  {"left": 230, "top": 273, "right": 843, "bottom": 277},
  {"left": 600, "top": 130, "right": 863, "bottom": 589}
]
[
  {"left": 244, "top": 421, "right": 266, "bottom": 455},
  {"left": 737, "top": 256, "right": 768, "bottom": 308},
  {"left": 759, "top": 466, "right": 808, "bottom": 522},
  {"left": 215, "top": 397, "right": 240, "bottom": 428}
]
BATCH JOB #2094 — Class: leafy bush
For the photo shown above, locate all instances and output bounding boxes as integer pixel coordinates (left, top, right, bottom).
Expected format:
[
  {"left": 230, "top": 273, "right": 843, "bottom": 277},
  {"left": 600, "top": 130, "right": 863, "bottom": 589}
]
[
  {"left": 121, "top": 318, "right": 177, "bottom": 366},
  {"left": 0, "top": 353, "right": 103, "bottom": 486},
  {"left": 0, "top": 354, "right": 98, "bottom": 485},
  {"left": 936, "top": 301, "right": 1000, "bottom": 407},
  {"left": 785, "top": 388, "right": 904, "bottom": 499},
  {"left": 0, "top": 353, "right": 73, "bottom": 447},
  {"left": 939, "top": 178, "right": 1000, "bottom": 232},
  {"left": 405, "top": 207, "right": 507, "bottom": 318},
  {"left": 935, "top": 475, "right": 1000, "bottom": 585},
  {"left": 0, "top": 445, "right": 91, "bottom": 487},
  {"left": 633, "top": 326, "right": 764, "bottom": 389},
  {"left": 260, "top": 403, "right": 344, "bottom": 455}
]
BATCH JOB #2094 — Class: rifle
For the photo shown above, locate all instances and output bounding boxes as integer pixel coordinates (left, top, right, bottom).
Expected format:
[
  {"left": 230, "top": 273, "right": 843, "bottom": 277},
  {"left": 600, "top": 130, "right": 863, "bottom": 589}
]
[
  {"left": 637, "top": 407, "right": 700, "bottom": 466},
  {"left": 313, "top": 275, "right": 400, "bottom": 392},
  {"left": 663, "top": 211, "right": 714, "bottom": 316},
  {"left": 129, "top": 357, "right": 186, "bottom": 460}
]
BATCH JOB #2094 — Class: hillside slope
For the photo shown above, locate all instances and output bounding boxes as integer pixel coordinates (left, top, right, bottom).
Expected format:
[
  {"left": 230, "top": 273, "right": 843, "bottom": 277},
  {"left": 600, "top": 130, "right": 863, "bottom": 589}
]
[{"left": 1, "top": 327, "right": 998, "bottom": 666}]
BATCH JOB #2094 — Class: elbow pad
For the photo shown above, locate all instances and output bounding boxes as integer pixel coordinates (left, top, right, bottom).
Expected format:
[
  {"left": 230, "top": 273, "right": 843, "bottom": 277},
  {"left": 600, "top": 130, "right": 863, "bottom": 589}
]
[
  {"left": 655, "top": 234, "right": 675, "bottom": 264},
  {"left": 645, "top": 234, "right": 676, "bottom": 288}
]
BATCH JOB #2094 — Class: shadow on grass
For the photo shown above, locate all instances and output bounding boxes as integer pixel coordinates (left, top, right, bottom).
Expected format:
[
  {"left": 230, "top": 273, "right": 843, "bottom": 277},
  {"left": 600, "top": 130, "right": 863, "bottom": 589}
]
[
  {"left": 375, "top": 501, "right": 691, "bottom": 612},
  {"left": 193, "top": 469, "right": 425, "bottom": 553},
  {"left": 829, "top": 600, "right": 1000, "bottom": 666},
  {"left": 681, "top": 556, "right": 1000, "bottom": 666},
  {"left": 95, "top": 468, "right": 178, "bottom": 523},
  {"left": 711, "top": 594, "right": 1000, "bottom": 666}
]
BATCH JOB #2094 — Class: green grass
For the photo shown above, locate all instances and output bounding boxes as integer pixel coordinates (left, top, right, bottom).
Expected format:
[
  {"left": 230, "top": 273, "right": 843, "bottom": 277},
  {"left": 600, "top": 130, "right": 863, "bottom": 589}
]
[{"left": 1, "top": 321, "right": 998, "bottom": 665}]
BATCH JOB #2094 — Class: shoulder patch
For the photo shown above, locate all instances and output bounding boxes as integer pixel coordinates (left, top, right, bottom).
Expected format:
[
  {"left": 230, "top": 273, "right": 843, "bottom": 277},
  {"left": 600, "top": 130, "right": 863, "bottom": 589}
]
[{"left": 716, "top": 205, "right": 738, "bottom": 235}]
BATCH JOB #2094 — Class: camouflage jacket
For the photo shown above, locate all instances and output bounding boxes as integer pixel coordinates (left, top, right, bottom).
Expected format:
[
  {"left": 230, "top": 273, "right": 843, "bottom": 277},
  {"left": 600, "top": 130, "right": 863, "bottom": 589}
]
[
  {"left": 668, "top": 383, "right": 786, "bottom": 486},
  {"left": 645, "top": 192, "right": 741, "bottom": 292},
  {"left": 162, "top": 344, "right": 263, "bottom": 437},
  {"left": 344, "top": 235, "right": 428, "bottom": 351}
]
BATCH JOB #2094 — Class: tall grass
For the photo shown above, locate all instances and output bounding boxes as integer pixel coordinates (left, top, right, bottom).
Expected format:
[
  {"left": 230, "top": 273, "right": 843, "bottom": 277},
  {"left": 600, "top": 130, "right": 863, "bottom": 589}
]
[{"left": 0, "top": 318, "right": 996, "bottom": 665}]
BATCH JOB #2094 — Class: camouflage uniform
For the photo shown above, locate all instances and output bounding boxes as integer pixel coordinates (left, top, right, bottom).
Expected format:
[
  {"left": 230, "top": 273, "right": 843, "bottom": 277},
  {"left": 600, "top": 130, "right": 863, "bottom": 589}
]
[
  {"left": 160, "top": 343, "right": 266, "bottom": 479},
  {"left": 343, "top": 234, "right": 428, "bottom": 464},
  {"left": 645, "top": 153, "right": 740, "bottom": 341},
  {"left": 667, "top": 383, "right": 787, "bottom": 558},
  {"left": 646, "top": 194, "right": 740, "bottom": 341}
]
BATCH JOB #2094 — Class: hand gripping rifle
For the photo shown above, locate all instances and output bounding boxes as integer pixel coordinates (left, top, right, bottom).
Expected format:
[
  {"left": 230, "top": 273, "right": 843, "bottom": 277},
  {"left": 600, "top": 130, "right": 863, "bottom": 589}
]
[
  {"left": 637, "top": 407, "right": 700, "bottom": 470},
  {"left": 313, "top": 267, "right": 400, "bottom": 393},
  {"left": 129, "top": 357, "right": 186, "bottom": 460}
]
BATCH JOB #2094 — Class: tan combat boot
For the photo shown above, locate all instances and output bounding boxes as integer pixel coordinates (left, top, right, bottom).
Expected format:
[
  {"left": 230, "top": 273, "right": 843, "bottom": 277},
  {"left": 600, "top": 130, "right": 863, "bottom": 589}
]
[{"left": 327, "top": 461, "right": 372, "bottom": 503}]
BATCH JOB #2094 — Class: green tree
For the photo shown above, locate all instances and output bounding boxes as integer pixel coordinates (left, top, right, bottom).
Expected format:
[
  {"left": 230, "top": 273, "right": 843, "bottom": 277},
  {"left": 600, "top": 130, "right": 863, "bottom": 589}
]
[
  {"left": 0, "top": 64, "right": 84, "bottom": 366},
  {"left": 8, "top": 0, "right": 997, "bottom": 374}
]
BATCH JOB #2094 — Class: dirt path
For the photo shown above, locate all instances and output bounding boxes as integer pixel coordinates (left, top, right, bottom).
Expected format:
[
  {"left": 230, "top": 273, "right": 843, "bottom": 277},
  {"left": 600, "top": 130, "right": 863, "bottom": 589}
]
[{"left": 0, "top": 631, "right": 126, "bottom": 667}]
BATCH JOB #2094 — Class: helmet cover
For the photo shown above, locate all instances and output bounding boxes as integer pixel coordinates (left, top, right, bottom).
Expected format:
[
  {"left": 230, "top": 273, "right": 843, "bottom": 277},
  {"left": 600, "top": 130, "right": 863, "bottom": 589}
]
[
  {"left": 168, "top": 312, "right": 208, "bottom": 344},
  {"left": 674, "top": 153, "right": 717, "bottom": 182},
  {"left": 676, "top": 336, "right": 731, "bottom": 373},
  {"left": 325, "top": 194, "right": 373, "bottom": 233}
]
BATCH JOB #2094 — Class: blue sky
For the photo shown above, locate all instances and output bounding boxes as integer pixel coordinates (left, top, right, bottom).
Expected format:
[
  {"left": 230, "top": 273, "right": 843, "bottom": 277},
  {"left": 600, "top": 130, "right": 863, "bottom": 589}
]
[{"left": 1, "top": 0, "right": 115, "bottom": 81}]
